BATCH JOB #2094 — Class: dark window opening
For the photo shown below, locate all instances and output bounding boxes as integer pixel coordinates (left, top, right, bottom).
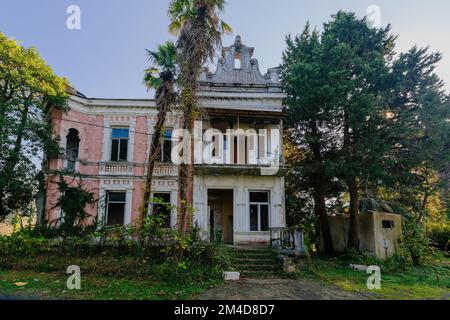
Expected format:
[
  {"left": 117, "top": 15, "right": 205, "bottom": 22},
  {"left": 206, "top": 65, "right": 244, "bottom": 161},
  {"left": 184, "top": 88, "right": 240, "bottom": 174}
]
[
  {"left": 260, "top": 204, "right": 269, "bottom": 231},
  {"left": 212, "top": 136, "right": 216, "bottom": 157},
  {"left": 163, "top": 129, "right": 173, "bottom": 163},
  {"left": 111, "top": 128, "right": 129, "bottom": 162},
  {"left": 152, "top": 193, "right": 171, "bottom": 228},
  {"left": 209, "top": 208, "right": 215, "bottom": 242},
  {"left": 249, "top": 191, "right": 270, "bottom": 232},
  {"left": 61, "top": 188, "right": 77, "bottom": 224},
  {"left": 250, "top": 204, "right": 258, "bottom": 231},
  {"left": 382, "top": 220, "right": 395, "bottom": 229},
  {"left": 106, "top": 191, "right": 126, "bottom": 226},
  {"left": 250, "top": 192, "right": 269, "bottom": 203},
  {"left": 66, "top": 129, "right": 80, "bottom": 171},
  {"left": 157, "top": 129, "right": 173, "bottom": 163}
]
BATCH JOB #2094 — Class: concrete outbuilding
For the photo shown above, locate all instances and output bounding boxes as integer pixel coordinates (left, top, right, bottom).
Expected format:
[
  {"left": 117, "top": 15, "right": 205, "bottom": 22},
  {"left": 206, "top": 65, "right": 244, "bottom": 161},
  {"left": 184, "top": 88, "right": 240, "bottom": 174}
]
[{"left": 322, "top": 211, "right": 402, "bottom": 259}]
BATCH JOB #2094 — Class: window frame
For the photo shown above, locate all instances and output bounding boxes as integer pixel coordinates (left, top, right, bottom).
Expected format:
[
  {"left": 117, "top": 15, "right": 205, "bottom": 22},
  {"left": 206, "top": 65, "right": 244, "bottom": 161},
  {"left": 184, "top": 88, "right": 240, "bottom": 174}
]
[
  {"left": 105, "top": 191, "right": 127, "bottom": 226},
  {"left": 248, "top": 190, "right": 270, "bottom": 232},
  {"left": 66, "top": 129, "right": 80, "bottom": 171},
  {"left": 158, "top": 128, "right": 173, "bottom": 164},
  {"left": 110, "top": 127, "right": 129, "bottom": 162},
  {"left": 60, "top": 187, "right": 78, "bottom": 224}
]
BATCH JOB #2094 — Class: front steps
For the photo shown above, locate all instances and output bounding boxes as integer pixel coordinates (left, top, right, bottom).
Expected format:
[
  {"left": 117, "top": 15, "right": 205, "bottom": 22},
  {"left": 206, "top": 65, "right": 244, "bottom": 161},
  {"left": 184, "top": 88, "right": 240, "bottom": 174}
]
[{"left": 233, "top": 246, "right": 280, "bottom": 278}]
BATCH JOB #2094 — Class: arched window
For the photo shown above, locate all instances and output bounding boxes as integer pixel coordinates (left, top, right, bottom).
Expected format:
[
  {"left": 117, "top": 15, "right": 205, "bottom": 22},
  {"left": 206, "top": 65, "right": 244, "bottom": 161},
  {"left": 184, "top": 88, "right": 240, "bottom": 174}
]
[
  {"left": 66, "top": 129, "right": 80, "bottom": 171},
  {"left": 234, "top": 52, "right": 242, "bottom": 69}
]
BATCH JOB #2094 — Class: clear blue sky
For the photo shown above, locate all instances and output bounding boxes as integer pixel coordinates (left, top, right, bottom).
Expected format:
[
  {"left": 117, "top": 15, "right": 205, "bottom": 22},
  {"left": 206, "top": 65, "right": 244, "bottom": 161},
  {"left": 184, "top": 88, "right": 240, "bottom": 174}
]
[{"left": 1, "top": 0, "right": 450, "bottom": 98}]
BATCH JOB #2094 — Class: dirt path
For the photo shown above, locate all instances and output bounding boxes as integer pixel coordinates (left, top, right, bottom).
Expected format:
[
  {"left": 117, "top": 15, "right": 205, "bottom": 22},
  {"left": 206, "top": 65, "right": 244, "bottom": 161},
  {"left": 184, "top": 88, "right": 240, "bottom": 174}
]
[{"left": 198, "top": 278, "right": 373, "bottom": 300}]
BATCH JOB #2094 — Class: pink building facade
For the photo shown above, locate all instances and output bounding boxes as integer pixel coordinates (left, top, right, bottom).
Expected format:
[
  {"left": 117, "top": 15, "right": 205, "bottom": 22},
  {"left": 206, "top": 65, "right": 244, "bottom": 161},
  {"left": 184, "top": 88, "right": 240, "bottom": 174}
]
[{"left": 41, "top": 37, "right": 288, "bottom": 244}]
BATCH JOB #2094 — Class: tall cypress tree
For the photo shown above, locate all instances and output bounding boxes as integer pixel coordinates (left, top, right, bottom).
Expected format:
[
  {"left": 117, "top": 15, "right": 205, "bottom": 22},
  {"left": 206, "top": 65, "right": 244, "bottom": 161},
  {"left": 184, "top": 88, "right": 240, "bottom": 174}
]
[
  {"left": 320, "top": 12, "right": 396, "bottom": 249},
  {"left": 282, "top": 24, "right": 339, "bottom": 253}
]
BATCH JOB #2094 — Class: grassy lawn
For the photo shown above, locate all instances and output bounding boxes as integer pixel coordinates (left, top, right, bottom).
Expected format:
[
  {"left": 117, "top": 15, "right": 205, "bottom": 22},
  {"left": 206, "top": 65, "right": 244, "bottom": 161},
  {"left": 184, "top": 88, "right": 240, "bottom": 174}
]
[
  {"left": 1, "top": 245, "right": 448, "bottom": 300},
  {"left": 0, "top": 237, "right": 235, "bottom": 300},
  {"left": 295, "top": 256, "right": 450, "bottom": 300},
  {"left": 0, "top": 249, "right": 229, "bottom": 300},
  {"left": 0, "top": 268, "right": 221, "bottom": 300}
]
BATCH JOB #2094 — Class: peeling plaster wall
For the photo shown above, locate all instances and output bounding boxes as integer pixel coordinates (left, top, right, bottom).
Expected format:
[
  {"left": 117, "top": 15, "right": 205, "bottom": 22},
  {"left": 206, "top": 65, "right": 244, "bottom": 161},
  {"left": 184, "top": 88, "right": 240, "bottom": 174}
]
[
  {"left": 324, "top": 212, "right": 402, "bottom": 259},
  {"left": 43, "top": 36, "right": 287, "bottom": 235},
  {"left": 194, "top": 175, "right": 286, "bottom": 244}
]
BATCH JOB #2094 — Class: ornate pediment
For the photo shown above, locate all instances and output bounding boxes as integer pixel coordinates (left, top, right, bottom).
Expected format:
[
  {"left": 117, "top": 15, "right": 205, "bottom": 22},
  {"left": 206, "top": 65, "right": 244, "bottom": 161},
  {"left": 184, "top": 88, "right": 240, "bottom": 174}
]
[{"left": 200, "top": 35, "right": 281, "bottom": 87}]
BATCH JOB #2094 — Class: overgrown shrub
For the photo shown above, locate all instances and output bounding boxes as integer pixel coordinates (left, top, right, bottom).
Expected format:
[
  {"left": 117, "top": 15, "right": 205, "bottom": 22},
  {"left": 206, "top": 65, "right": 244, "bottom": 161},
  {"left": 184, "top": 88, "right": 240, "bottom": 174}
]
[
  {"left": 0, "top": 222, "right": 229, "bottom": 285},
  {"left": 0, "top": 232, "right": 51, "bottom": 257},
  {"left": 400, "top": 217, "right": 441, "bottom": 267},
  {"left": 428, "top": 222, "right": 450, "bottom": 252}
]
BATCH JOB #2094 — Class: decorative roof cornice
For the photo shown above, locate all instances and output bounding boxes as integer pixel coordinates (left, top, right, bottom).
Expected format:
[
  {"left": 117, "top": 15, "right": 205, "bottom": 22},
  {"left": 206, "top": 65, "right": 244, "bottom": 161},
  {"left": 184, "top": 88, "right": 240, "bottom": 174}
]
[
  {"left": 199, "top": 35, "right": 282, "bottom": 91},
  {"left": 66, "top": 36, "right": 285, "bottom": 114}
]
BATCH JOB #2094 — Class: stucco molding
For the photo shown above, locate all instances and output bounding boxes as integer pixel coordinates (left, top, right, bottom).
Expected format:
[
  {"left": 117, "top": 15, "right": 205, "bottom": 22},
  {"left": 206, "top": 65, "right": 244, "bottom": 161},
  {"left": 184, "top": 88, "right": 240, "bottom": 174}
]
[
  {"left": 101, "top": 115, "right": 136, "bottom": 164},
  {"left": 199, "top": 35, "right": 282, "bottom": 88}
]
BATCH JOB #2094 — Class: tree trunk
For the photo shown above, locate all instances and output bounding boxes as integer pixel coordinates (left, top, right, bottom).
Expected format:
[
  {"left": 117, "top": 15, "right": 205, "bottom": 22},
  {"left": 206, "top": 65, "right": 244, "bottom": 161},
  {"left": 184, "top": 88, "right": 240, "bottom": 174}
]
[
  {"left": 417, "top": 192, "right": 429, "bottom": 224},
  {"left": 186, "top": 116, "right": 195, "bottom": 230},
  {"left": 178, "top": 114, "right": 195, "bottom": 236},
  {"left": 347, "top": 177, "right": 360, "bottom": 250},
  {"left": 176, "top": 4, "right": 211, "bottom": 236},
  {"left": 0, "top": 101, "right": 29, "bottom": 217},
  {"left": 309, "top": 121, "right": 333, "bottom": 253},
  {"left": 140, "top": 105, "right": 167, "bottom": 224},
  {"left": 313, "top": 181, "right": 333, "bottom": 253},
  {"left": 140, "top": 75, "right": 175, "bottom": 226}
]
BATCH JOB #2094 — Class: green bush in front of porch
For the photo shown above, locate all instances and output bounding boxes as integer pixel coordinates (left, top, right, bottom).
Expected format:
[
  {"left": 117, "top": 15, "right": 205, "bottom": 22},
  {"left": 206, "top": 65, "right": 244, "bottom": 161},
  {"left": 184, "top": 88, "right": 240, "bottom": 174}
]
[{"left": 0, "top": 223, "right": 234, "bottom": 299}]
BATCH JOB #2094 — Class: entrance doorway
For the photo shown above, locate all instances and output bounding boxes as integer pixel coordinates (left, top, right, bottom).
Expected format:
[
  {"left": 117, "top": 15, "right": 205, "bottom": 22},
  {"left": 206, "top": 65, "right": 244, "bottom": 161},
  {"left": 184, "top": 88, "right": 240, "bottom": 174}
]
[{"left": 207, "top": 189, "right": 234, "bottom": 244}]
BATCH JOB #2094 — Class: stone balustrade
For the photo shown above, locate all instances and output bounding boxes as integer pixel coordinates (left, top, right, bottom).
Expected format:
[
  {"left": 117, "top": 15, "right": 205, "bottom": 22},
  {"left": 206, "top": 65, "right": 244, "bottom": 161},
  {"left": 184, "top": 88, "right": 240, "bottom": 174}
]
[
  {"left": 152, "top": 164, "right": 177, "bottom": 177},
  {"left": 98, "top": 162, "right": 177, "bottom": 177},
  {"left": 99, "top": 162, "right": 134, "bottom": 175}
]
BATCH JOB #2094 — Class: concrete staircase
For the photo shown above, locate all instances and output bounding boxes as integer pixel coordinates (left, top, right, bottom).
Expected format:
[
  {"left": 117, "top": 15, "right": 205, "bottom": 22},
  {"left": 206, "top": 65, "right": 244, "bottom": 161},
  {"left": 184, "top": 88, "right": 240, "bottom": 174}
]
[{"left": 233, "top": 246, "right": 280, "bottom": 278}]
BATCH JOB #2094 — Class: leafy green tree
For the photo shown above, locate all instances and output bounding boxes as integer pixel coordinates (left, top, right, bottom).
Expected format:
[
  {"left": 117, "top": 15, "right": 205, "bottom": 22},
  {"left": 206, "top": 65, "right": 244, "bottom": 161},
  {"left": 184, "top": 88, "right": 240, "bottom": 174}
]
[
  {"left": 168, "top": 0, "right": 231, "bottom": 234},
  {"left": 0, "top": 32, "right": 68, "bottom": 221},
  {"left": 283, "top": 14, "right": 396, "bottom": 250},
  {"left": 140, "top": 42, "right": 178, "bottom": 222},
  {"left": 384, "top": 47, "right": 450, "bottom": 264},
  {"left": 54, "top": 172, "right": 95, "bottom": 237},
  {"left": 387, "top": 47, "right": 450, "bottom": 220},
  {"left": 282, "top": 24, "right": 341, "bottom": 253},
  {"left": 319, "top": 12, "right": 396, "bottom": 249},
  {"left": 283, "top": 12, "right": 449, "bottom": 256}
]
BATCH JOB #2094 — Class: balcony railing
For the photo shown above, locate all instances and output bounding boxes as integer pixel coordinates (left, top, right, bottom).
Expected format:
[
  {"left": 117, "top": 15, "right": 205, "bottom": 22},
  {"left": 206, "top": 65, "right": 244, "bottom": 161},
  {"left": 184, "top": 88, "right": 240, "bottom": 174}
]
[
  {"left": 151, "top": 164, "right": 178, "bottom": 177},
  {"left": 98, "top": 162, "right": 178, "bottom": 177},
  {"left": 270, "top": 227, "right": 306, "bottom": 256},
  {"left": 99, "top": 162, "right": 134, "bottom": 175}
]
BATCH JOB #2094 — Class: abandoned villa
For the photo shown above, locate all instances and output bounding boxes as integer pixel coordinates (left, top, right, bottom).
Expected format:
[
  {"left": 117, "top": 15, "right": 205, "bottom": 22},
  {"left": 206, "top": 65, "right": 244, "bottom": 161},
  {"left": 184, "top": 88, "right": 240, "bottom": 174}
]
[{"left": 40, "top": 36, "right": 289, "bottom": 245}]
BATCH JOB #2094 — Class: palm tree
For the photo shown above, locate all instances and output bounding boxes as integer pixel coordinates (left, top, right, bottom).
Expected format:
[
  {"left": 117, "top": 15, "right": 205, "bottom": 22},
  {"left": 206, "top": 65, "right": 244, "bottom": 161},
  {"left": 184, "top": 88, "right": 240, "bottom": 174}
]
[
  {"left": 168, "top": 0, "right": 231, "bottom": 235},
  {"left": 140, "top": 42, "right": 178, "bottom": 222}
]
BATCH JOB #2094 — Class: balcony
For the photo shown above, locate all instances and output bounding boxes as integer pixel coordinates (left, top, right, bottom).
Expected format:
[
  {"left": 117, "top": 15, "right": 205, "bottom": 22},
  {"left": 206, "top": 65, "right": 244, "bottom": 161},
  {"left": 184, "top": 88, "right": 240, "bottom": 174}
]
[
  {"left": 99, "top": 162, "right": 134, "bottom": 176},
  {"left": 98, "top": 162, "right": 178, "bottom": 177},
  {"left": 195, "top": 163, "right": 289, "bottom": 177},
  {"left": 151, "top": 163, "right": 178, "bottom": 177}
]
